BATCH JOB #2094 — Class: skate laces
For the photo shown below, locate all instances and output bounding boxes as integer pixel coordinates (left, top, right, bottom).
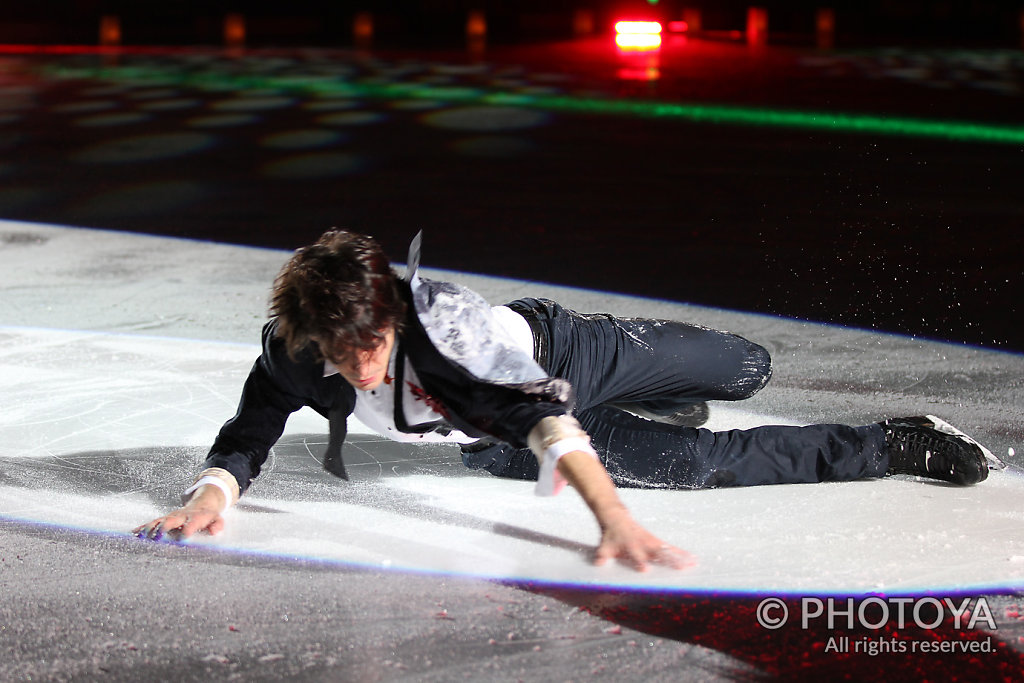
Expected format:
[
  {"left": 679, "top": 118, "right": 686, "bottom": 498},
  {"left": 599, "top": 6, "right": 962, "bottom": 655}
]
[
  {"left": 890, "top": 428, "right": 950, "bottom": 473},
  {"left": 885, "top": 418, "right": 986, "bottom": 484}
]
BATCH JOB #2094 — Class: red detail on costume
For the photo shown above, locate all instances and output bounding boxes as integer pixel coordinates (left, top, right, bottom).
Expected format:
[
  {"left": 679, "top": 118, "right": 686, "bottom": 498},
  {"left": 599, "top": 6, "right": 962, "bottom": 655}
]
[
  {"left": 383, "top": 373, "right": 394, "bottom": 385},
  {"left": 407, "top": 382, "right": 450, "bottom": 419}
]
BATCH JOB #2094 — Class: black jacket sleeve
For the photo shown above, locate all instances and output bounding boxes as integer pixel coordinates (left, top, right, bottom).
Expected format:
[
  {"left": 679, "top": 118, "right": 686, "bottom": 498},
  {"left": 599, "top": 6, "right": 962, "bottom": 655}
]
[{"left": 204, "top": 320, "right": 354, "bottom": 495}]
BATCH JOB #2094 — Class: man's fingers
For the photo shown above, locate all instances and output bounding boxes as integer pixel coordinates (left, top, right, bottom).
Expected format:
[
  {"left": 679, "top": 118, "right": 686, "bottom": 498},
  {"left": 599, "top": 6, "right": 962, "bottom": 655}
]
[
  {"left": 177, "top": 513, "right": 201, "bottom": 538},
  {"left": 171, "top": 511, "right": 217, "bottom": 539},
  {"left": 593, "top": 541, "right": 614, "bottom": 566},
  {"left": 133, "top": 516, "right": 177, "bottom": 540},
  {"left": 652, "top": 545, "right": 697, "bottom": 570},
  {"left": 180, "top": 511, "right": 222, "bottom": 537},
  {"left": 593, "top": 539, "right": 651, "bottom": 572},
  {"left": 134, "top": 510, "right": 222, "bottom": 542},
  {"left": 155, "top": 515, "right": 183, "bottom": 540},
  {"left": 629, "top": 545, "right": 652, "bottom": 572},
  {"left": 206, "top": 516, "right": 225, "bottom": 536},
  {"left": 593, "top": 537, "right": 696, "bottom": 573}
]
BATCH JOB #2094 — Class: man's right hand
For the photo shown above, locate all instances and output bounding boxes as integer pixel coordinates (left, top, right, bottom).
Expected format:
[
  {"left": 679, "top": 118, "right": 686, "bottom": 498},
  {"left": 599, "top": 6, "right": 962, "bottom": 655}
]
[{"left": 132, "top": 485, "right": 226, "bottom": 541}]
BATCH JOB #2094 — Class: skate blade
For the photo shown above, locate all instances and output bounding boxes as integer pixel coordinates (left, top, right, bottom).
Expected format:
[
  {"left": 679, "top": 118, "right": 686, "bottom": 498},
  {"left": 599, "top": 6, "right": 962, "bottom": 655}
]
[{"left": 925, "top": 414, "right": 1006, "bottom": 470}]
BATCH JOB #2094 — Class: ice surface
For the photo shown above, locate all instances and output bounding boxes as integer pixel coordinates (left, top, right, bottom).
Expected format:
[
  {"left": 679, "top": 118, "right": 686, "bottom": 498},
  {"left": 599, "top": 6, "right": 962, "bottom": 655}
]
[{"left": 2, "top": 219, "right": 1023, "bottom": 595}]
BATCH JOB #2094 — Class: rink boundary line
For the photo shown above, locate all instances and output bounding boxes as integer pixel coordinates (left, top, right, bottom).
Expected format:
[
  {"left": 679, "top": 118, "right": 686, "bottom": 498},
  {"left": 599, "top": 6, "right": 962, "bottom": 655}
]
[{"left": 2, "top": 511, "right": 1022, "bottom": 599}]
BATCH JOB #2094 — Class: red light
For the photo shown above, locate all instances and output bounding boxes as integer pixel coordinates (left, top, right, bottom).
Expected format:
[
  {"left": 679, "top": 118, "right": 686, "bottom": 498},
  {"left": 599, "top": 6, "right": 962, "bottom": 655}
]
[
  {"left": 615, "top": 33, "right": 662, "bottom": 50},
  {"left": 614, "top": 21, "right": 662, "bottom": 35},
  {"left": 667, "top": 20, "right": 688, "bottom": 33},
  {"left": 99, "top": 15, "right": 121, "bottom": 46},
  {"left": 224, "top": 13, "right": 246, "bottom": 48}
]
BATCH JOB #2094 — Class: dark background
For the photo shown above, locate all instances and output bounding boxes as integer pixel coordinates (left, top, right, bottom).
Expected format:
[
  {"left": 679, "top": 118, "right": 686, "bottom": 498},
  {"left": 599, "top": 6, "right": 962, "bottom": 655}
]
[
  {"left": 1, "top": 2, "right": 1022, "bottom": 352},
  {"left": 3, "top": 1, "right": 1024, "bottom": 47}
]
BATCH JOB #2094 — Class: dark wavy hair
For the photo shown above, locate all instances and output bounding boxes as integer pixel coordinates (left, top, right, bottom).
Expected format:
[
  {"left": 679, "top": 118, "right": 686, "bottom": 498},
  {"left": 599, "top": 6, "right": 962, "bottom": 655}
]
[{"left": 271, "top": 230, "right": 406, "bottom": 360}]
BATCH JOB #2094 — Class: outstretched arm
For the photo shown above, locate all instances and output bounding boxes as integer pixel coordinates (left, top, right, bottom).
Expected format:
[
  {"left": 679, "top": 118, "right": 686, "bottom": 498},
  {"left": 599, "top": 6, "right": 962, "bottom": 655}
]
[
  {"left": 133, "top": 321, "right": 346, "bottom": 540},
  {"left": 556, "top": 450, "right": 695, "bottom": 572},
  {"left": 528, "top": 414, "right": 694, "bottom": 571}
]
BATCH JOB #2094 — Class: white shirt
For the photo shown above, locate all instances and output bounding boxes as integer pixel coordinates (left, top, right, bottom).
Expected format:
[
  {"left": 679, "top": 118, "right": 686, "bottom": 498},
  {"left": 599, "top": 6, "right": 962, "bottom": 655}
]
[{"left": 323, "top": 305, "right": 534, "bottom": 444}]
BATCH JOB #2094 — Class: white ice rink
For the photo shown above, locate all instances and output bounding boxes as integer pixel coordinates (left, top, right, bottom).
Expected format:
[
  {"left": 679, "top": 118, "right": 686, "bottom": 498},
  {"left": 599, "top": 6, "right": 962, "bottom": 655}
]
[{"left": 3, "top": 219, "right": 1023, "bottom": 597}]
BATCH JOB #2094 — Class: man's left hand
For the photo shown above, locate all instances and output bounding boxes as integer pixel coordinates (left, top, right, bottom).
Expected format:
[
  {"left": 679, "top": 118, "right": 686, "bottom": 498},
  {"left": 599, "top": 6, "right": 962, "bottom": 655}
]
[{"left": 594, "top": 512, "right": 696, "bottom": 572}]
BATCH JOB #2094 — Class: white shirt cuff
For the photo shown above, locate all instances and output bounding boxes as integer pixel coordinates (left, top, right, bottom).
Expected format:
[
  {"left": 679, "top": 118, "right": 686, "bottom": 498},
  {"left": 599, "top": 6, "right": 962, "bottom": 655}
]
[{"left": 535, "top": 437, "right": 598, "bottom": 497}]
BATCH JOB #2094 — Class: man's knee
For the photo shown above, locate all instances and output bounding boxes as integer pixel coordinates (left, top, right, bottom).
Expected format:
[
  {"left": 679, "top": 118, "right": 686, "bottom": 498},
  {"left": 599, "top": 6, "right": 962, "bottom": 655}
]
[{"left": 730, "top": 340, "right": 772, "bottom": 400}]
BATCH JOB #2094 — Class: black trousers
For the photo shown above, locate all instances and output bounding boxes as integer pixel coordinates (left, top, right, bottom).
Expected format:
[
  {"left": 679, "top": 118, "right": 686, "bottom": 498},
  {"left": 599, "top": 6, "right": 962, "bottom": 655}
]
[{"left": 462, "top": 298, "right": 890, "bottom": 489}]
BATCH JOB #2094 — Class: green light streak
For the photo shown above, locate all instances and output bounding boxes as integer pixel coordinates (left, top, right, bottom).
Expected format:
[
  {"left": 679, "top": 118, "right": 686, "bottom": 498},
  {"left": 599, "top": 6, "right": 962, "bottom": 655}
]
[
  {"left": 499, "top": 94, "right": 1024, "bottom": 145},
  {"left": 42, "top": 62, "right": 1024, "bottom": 145}
]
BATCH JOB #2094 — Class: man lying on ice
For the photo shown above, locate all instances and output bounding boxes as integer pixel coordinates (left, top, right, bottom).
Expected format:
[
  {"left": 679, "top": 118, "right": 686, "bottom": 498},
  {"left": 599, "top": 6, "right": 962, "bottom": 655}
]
[{"left": 134, "top": 229, "right": 991, "bottom": 571}]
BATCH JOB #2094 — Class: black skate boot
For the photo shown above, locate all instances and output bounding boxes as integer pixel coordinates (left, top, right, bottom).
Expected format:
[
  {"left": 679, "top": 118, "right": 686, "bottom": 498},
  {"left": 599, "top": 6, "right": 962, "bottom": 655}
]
[
  {"left": 883, "top": 415, "right": 989, "bottom": 485},
  {"left": 611, "top": 401, "right": 710, "bottom": 428}
]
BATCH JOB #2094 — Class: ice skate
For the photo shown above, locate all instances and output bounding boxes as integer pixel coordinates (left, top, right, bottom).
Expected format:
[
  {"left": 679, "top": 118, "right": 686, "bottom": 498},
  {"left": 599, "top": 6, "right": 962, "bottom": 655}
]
[
  {"left": 883, "top": 415, "right": 990, "bottom": 485},
  {"left": 613, "top": 401, "right": 710, "bottom": 428}
]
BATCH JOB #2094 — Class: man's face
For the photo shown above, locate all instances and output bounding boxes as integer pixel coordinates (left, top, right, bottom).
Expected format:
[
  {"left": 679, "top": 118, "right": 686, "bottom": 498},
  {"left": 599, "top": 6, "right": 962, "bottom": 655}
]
[{"left": 326, "top": 327, "right": 396, "bottom": 391}]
